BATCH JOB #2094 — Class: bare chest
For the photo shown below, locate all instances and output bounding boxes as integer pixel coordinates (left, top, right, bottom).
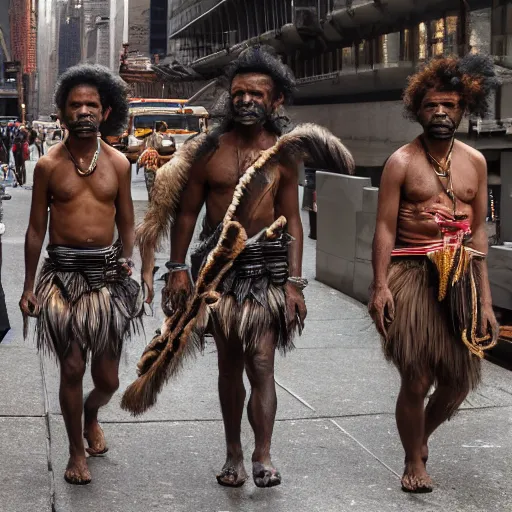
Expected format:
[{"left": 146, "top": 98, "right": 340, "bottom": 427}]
[
  {"left": 403, "top": 156, "right": 478, "bottom": 205},
  {"left": 49, "top": 155, "right": 118, "bottom": 204},
  {"left": 205, "top": 144, "right": 263, "bottom": 191}
]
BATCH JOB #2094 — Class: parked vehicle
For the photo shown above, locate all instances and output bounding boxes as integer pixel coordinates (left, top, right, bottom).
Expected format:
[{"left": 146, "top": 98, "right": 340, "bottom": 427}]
[{"left": 123, "top": 105, "right": 209, "bottom": 163}]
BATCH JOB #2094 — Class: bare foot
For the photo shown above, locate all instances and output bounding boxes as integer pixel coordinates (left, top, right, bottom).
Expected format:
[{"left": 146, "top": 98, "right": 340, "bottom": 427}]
[
  {"left": 401, "top": 461, "right": 433, "bottom": 493},
  {"left": 252, "top": 461, "right": 281, "bottom": 488},
  {"left": 216, "top": 458, "right": 248, "bottom": 487},
  {"left": 83, "top": 421, "right": 108, "bottom": 456},
  {"left": 64, "top": 455, "right": 91, "bottom": 485}
]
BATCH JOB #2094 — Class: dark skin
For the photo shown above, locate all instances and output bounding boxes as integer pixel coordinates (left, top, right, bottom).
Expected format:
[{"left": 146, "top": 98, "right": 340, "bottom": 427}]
[
  {"left": 142, "top": 73, "right": 306, "bottom": 487},
  {"left": 19, "top": 84, "right": 135, "bottom": 485},
  {"left": 369, "top": 90, "right": 498, "bottom": 492}
]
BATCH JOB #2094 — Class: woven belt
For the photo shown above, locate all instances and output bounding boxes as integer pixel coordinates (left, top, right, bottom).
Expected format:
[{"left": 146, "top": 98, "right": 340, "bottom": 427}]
[
  {"left": 46, "top": 240, "right": 124, "bottom": 289},
  {"left": 234, "top": 237, "right": 289, "bottom": 285}
]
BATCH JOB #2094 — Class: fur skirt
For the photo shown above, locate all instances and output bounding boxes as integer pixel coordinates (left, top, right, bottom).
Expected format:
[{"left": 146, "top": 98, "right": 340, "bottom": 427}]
[
  {"left": 34, "top": 242, "right": 143, "bottom": 359},
  {"left": 384, "top": 258, "right": 481, "bottom": 393}
]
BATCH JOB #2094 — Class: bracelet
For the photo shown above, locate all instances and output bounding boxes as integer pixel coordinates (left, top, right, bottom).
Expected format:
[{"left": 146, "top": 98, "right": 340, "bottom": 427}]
[
  {"left": 165, "top": 261, "right": 189, "bottom": 271},
  {"left": 118, "top": 257, "right": 135, "bottom": 268},
  {"left": 287, "top": 276, "right": 308, "bottom": 290}
]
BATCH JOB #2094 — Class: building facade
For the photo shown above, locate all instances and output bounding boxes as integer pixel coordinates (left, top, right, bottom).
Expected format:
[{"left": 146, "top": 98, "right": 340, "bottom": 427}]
[
  {"left": 9, "top": 0, "right": 37, "bottom": 121},
  {"left": 166, "top": 1, "right": 511, "bottom": 181},
  {"left": 0, "top": 0, "right": 18, "bottom": 117}
]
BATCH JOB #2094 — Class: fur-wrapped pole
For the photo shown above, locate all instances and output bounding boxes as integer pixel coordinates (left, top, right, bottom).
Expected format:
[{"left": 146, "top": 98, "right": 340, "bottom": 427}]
[
  {"left": 124, "top": 123, "right": 355, "bottom": 415},
  {"left": 121, "top": 221, "right": 247, "bottom": 415}
]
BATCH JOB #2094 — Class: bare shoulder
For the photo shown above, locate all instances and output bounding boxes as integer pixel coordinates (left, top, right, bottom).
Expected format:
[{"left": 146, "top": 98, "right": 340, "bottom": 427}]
[
  {"left": 456, "top": 139, "right": 486, "bottom": 169},
  {"left": 382, "top": 142, "right": 416, "bottom": 179},
  {"left": 102, "top": 141, "right": 130, "bottom": 175},
  {"left": 34, "top": 145, "right": 65, "bottom": 178}
]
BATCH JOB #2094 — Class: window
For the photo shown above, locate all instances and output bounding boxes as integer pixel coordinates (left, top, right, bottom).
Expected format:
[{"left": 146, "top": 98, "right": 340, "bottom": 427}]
[
  {"left": 417, "top": 22, "right": 428, "bottom": 60},
  {"left": 445, "top": 15, "right": 458, "bottom": 55},
  {"left": 402, "top": 28, "right": 412, "bottom": 61},
  {"left": 430, "top": 18, "right": 444, "bottom": 56}
]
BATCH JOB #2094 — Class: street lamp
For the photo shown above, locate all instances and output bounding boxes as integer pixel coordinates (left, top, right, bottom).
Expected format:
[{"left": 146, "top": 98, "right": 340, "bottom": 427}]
[{"left": 21, "top": 103, "right": 26, "bottom": 124}]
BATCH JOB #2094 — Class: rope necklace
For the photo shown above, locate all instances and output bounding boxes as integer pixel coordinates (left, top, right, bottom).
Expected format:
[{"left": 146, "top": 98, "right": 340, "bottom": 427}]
[
  {"left": 420, "top": 135, "right": 454, "bottom": 177},
  {"left": 420, "top": 135, "right": 457, "bottom": 214},
  {"left": 64, "top": 137, "right": 101, "bottom": 177}
]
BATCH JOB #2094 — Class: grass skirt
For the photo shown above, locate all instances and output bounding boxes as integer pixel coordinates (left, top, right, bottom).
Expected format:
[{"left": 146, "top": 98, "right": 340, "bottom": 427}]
[{"left": 384, "top": 258, "right": 481, "bottom": 393}]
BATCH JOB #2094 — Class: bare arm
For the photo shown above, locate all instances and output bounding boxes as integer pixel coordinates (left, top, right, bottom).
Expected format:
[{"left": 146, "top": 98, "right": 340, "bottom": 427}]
[
  {"left": 114, "top": 157, "right": 135, "bottom": 259},
  {"left": 469, "top": 153, "right": 493, "bottom": 306},
  {"left": 275, "top": 162, "right": 303, "bottom": 277},
  {"left": 22, "top": 161, "right": 50, "bottom": 300},
  {"left": 170, "top": 162, "right": 206, "bottom": 263},
  {"left": 372, "top": 154, "right": 406, "bottom": 286},
  {"left": 369, "top": 152, "right": 406, "bottom": 336}
]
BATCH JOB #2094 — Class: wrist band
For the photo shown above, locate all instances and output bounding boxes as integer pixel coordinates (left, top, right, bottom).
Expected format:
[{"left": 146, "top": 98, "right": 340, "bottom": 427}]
[
  {"left": 165, "top": 261, "right": 189, "bottom": 271},
  {"left": 288, "top": 276, "right": 308, "bottom": 290},
  {"left": 118, "top": 257, "right": 135, "bottom": 268}
]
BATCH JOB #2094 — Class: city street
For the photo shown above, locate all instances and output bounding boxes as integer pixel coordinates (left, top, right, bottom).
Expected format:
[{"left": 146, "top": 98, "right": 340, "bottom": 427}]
[{"left": 0, "top": 167, "right": 510, "bottom": 512}]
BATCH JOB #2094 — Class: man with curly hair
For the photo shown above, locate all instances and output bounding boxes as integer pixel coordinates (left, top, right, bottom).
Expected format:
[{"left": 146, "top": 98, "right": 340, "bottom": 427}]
[
  {"left": 19, "top": 64, "right": 142, "bottom": 485},
  {"left": 369, "top": 55, "right": 499, "bottom": 493},
  {"left": 129, "top": 47, "right": 353, "bottom": 488}
]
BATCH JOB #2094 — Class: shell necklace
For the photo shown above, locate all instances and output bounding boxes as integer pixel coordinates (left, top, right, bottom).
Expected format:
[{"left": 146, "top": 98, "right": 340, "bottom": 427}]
[{"left": 64, "top": 137, "right": 101, "bottom": 177}]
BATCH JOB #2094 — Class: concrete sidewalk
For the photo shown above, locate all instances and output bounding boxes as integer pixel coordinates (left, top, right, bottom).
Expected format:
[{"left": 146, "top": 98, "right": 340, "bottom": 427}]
[{"left": 0, "top": 181, "right": 511, "bottom": 512}]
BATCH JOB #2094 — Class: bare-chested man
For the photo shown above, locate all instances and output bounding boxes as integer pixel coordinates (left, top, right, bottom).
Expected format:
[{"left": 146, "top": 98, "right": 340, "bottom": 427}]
[
  {"left": 20, "top": 64, "right": 142, "bottom": 485},
  {"left": 125, "top": 48, "right": 354, "bottom": 488},
  {"left": 369, "top": 55, "right": 499, "bottom": 492}
]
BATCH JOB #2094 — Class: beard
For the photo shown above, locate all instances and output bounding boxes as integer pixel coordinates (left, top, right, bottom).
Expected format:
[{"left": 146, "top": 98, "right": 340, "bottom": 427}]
[
  {"left": 231, "top": 101, "right": 270, "bottom": 126},
  {"left": 424, "top": 117, "right": 457, "bottom": 140}
]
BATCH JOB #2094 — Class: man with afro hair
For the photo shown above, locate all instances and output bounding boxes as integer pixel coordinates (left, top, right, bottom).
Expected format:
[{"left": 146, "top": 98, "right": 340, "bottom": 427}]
[
  {"left": 20, "top": 64, "right": 142, "bottom": 485},
  {"left": 369, "top": 54, "right": 499, "bottom": 493}
]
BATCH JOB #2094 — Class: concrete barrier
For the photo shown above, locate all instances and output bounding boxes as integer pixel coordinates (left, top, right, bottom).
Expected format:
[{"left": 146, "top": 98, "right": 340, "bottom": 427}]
[
  {"left": 316, "top": 172, "right": 512, "bottom": 310},
  {"left": 315, "top": 171, "right": 377, "bottom": 302}
]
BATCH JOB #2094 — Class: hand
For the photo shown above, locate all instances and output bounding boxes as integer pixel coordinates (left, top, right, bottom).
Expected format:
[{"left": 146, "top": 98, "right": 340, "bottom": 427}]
[
  {"left": 19, "top": 290, "right": 40, "bottom": 317},
  {"left": 285, "top": 282, "right": 307, "bottom": 332},
  {"left": 368, "top": 283, "right": 395, "bottom": 338},
  {"left": 480, "top": 303, "right": 499, "bottom": 340},
  {"left": 163, "top": 269, "right": 192, "bottom": 316}
]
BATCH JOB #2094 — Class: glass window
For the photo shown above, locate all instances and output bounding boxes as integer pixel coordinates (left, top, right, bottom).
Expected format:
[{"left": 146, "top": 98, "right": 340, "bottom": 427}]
[
  {"left": 403, "top": 28, "right": 412, "bottom": 61},
  {"left": 469, "top": 7, "right": 491, "bottom": 54},
  {"left": 430, "top": 18, "right": 444, "bottom": 56},
  {"left": 133, "top": 115, "right": 200, "bottom": 134},
  {"left": 417, "top": 22, "right": 427, "bottom": 60},
  {"left": 445, "top": 15, "right": 458, "bottom": 55}
]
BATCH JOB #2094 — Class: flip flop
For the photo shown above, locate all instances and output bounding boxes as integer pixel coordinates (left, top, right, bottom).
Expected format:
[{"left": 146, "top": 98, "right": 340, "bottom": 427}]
[
  {"left": 64, "top": 471, "right": 91, "bottom": 485},
  {"left": 252, "top": 462, "right": 282, "bottom": 488},
  {"left": 216, "top": 466, "right": 247, "bottom": 487},
  {"left": 83, "top": 425, "right": 109, "bottom": 457}
]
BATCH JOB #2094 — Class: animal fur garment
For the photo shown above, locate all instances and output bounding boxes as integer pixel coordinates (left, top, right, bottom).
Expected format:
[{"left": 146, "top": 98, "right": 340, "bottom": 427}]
[
  {"left": 32, "top": 241, "right": 143, "bottom": 359},
  {"left": 135, "top": 133, "right": 208, "bottom": 259},
  {"left": 122, "top": 124, "right": 354, "bottom": 415},
  {"left": 135, "top": 123, "right": 354, "bottom": 260},
  {"left": 384, "top": 258, "right": 481, "bottom": 416},
  {"left": 121, "top": 221, "right": 248, "bottom": 415}
]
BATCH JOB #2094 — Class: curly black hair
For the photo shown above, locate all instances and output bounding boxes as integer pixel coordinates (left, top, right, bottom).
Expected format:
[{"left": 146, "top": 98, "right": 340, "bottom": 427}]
[
  {"left": 404, "top": 54, "right": 499, "bottom": 120},
  {"left": 54, "top": 64, "right": 129, "bottom": 136},
  {"left": 225, "top": 45, "right": 296, "bottom": 104}
]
